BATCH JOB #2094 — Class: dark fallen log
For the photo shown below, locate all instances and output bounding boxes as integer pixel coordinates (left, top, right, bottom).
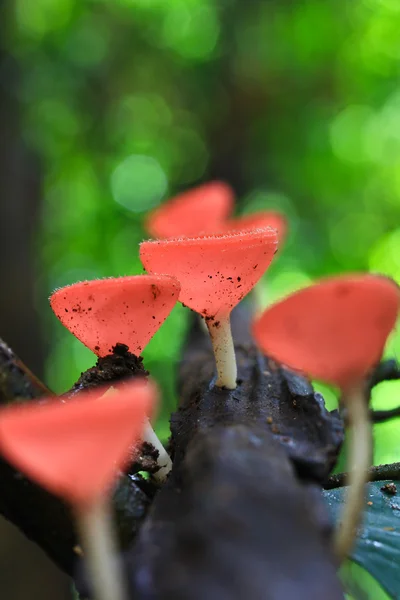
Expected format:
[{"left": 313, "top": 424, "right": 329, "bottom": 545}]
[
  {"left": 125, "top": 308, "right": 344, "bottom": 600},
  {"left": 0, "top": 339, "right": 151, "bottom": 575}
]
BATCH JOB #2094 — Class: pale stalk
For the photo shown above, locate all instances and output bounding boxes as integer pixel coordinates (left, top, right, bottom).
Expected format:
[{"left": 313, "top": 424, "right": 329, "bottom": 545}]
[
  {"left": 206, "top": 313, "right": 237, "bottom": 389},
  {"left": 101, "top": 388, "right": 172, "bottom": 482},
  {"left": 143, "top": 419, "right": 172, "bottom": 482},
  {"left": 253, "top": 281, "right": 267, "bottom": 317},
  {"left": 76, "top": 495, "right": 128, "bottom": 600},
  {"left": 199, "top": 315, "right": 208, "bottom": 334},
  {"left": 334, "top": 382, "right": 372, "bottom": 561}
]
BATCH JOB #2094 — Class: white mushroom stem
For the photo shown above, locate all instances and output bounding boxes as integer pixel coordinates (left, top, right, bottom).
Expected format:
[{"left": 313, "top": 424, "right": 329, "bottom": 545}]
[
  {"left": 76, "top": 495, "right": 128, "bottom": 600},
  {"left": 143, "top": 419, "right": 173, "bottom": 483},
  {"left": 199, "top": 315, "right": 208, "bottom": 334},
  {"left": 101, "top": 387, "right": 172, "bottom": 482},
  {"left": 334, "top": 381, "right": 372, "bottom": 561},
  {"left": 253, "top": 280, "right": 267, "bottom": 317},
  {"left": 206, "top": 313, "right": 237, "bottom": 390}
]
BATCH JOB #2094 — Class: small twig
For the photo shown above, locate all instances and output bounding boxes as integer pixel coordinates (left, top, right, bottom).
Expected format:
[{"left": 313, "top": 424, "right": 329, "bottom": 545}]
[
  {"left": 371, "top": 406, "right": 400, "bottom": 423},
  {"left": 366, "top": 359, "right": 400, "bottom": 423},
  {"left": 369, "top": 358, "right": 400, "bottom": 389},
  {"left": 324, "top": 462, "right": 400, "bottom": 490}
]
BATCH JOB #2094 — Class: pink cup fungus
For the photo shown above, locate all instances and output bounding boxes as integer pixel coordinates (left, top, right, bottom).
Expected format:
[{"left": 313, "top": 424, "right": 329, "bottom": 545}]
[
  {"left": 145, "top": 181, "right": 234, "bottom": 239},
  {"left": 223, "top": 211, "right": 288, "bottom": 313},
  {"left": 252, "top": 273, "right": 400, "bottom": 561},
  {"left": 50, "top": 274, "right": 180, "bottom": 357},
  {"left": 0, "top": 379, "right": 156, "bottom": 600},
  {"left": 224, "top": 211, "right": 287, "bottom": 244},
  {"left": 50, "top": 274, "right": 180, "bottom": 483},
  {"left": 140, "top": 228, "right": 278, "bottom": 390}
]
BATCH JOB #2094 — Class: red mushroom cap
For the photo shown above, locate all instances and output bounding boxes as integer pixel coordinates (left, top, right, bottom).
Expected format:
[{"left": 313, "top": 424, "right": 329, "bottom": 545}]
[
  {"left": 50, "top": 275, "right": 180, "bottom": 357},
  {"left": 145, "top": 181, "right": 234, "bottom": 239},
  {"left": 140, "top": 228, "right": 278, "bottom": 319},
  {"left": 0, "top": 379, "right": 156, "bottom": 506},
  {"left": 252, "top": 274, "right": 400, "bottom": 388},
  {"left": 224, "top": 211, "right": 287, "bottom": 244}
]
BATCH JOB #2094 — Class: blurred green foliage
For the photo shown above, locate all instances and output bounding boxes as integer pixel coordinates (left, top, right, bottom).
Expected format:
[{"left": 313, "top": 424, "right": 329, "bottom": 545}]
[
  {"left": 341, "top": 560, "right": 389, "bottom": 600},
  {"left": 4, "top": 0, "right": 400, "bottom": 446},
  {"left": 4, "top": 1, "right": 400, "bottom": 594}
]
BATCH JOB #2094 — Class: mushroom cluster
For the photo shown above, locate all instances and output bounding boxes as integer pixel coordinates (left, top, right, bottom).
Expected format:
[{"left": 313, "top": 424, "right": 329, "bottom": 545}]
[
  {"left": 0, "top": 179, "right": 397, "bottom": 600},
  {"left": 140, "top": 228, "right": 277, "bottom": 389},
  {"left": 50, "top": 274, "right": 180, "bottom": 483}
]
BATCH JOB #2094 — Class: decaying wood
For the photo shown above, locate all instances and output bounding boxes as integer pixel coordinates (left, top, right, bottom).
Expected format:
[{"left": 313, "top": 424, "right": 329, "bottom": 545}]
[{"left": 124, "top": 308, "right": 344, "bottom": 600}]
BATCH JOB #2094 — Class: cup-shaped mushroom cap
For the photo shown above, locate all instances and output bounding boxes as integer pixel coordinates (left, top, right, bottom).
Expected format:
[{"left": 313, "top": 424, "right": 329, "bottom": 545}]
[
  {"left": 253, "top": 274, "right": 400, "bottom": 389},
  {"left": 145, "top": 181, "right": 234, "bottom": 239},
  {"left": 140, "top": 228, "right": 278, "bottom": 319},
  {"left": 50, "top": 275, "right": 180, "bottom": 357},
  {"left": 224, "top": 211, "right": 287, "bottom": 243},
  {"left": 0, "top": 379, "right": 156, "bottom": 506}
]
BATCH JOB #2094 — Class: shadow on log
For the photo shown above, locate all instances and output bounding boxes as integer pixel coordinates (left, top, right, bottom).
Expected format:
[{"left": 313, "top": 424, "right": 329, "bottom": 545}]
[{"left": 126, "top": 306, "right": 344, "bottom": 600}]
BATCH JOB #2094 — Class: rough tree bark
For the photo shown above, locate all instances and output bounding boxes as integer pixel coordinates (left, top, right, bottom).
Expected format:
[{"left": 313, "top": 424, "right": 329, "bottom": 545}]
[{"left": 124, "top": 307, "right": 344, "bottom": 600}]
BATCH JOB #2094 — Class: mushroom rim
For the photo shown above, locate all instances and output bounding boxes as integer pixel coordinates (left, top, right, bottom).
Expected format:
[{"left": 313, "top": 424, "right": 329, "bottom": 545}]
[
  {"left": 49, "top": 274, "right": 181, "bottom": 299},
  {"left": 140, "top": 226, "right": 278, "bottom": 249}
]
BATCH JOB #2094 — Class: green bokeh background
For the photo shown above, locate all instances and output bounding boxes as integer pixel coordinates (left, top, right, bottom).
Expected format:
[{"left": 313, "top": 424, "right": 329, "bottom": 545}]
[{"left": 3, "top": 0, "right": 400, "bottom": 597}]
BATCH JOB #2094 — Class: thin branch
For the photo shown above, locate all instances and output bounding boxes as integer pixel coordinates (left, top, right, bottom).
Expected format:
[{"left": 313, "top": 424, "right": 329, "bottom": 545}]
[
  {"left": 324, "top": 462, "right": 400, "bottom": 490},
  {"left": 369, "top": 358, "right": 400, "bottom": 389},
  {"left": 366, "top": 359, "right": 400, "bottom": 423},
  {"left": 371, "top": 406, "right": 400, "bottom": 423}
]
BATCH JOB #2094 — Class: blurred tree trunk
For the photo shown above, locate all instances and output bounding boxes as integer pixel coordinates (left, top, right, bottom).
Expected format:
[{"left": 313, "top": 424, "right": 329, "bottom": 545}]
[
  {"left": 0, "top": 9, "right": 71, "bottom": 599},
  {"left": 207, "top": 0, "right": 271, "bottom": 200},
  {"left": 0, "top": 56, "right": 44, "bottom": 376}
]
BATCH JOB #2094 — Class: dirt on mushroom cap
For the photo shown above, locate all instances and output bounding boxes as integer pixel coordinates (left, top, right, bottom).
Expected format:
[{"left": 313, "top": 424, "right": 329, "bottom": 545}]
[
  {"left": 140, "top": 227, "right": 278, "bottom": 318},
  {"left": 50, "top": 275, "right": 180, "bottom": 357}
]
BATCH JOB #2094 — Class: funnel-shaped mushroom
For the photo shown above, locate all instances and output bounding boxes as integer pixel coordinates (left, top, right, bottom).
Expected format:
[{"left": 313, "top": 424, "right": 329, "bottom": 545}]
[
  {"left": 140, "top": 228, "right": 278, "bottom": 389},
  {"left": 223, "top": 211, "right": 288, "bottom": 313},
  {"left": 224, "top": 211, "right": 287, "bottom": 244},
  {"left": 50, "top": 274, "right": 179, "bottom": 483},
  {"left": 0, "top": 379, "right": 156, "bottom": 600},
  {"left": 252, "top": 274, "right": 400, "bottom": 561},
  {"left": 145, "top": 181, "right": 234, "bottom": 239},
  {"left": 50, "top": 274, "right": 180, "bottom": 357}
]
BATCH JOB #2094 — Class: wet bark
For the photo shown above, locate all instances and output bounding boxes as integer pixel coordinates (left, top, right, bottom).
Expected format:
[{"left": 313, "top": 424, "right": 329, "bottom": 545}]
[{"left": 124, "top": 307, "right": 344, "bottom": 600}]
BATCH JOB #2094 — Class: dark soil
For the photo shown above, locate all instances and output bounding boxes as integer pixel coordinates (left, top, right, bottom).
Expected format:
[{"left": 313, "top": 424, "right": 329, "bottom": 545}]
[
  {"left": 381, "top": 482, "right": 397, "bottom": 495},
  {"left": 67, "top": 343, "right": 148, "bottom": 397},
  {"left": 129, "top": 441, "right": 160, "bottom": 475}
]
